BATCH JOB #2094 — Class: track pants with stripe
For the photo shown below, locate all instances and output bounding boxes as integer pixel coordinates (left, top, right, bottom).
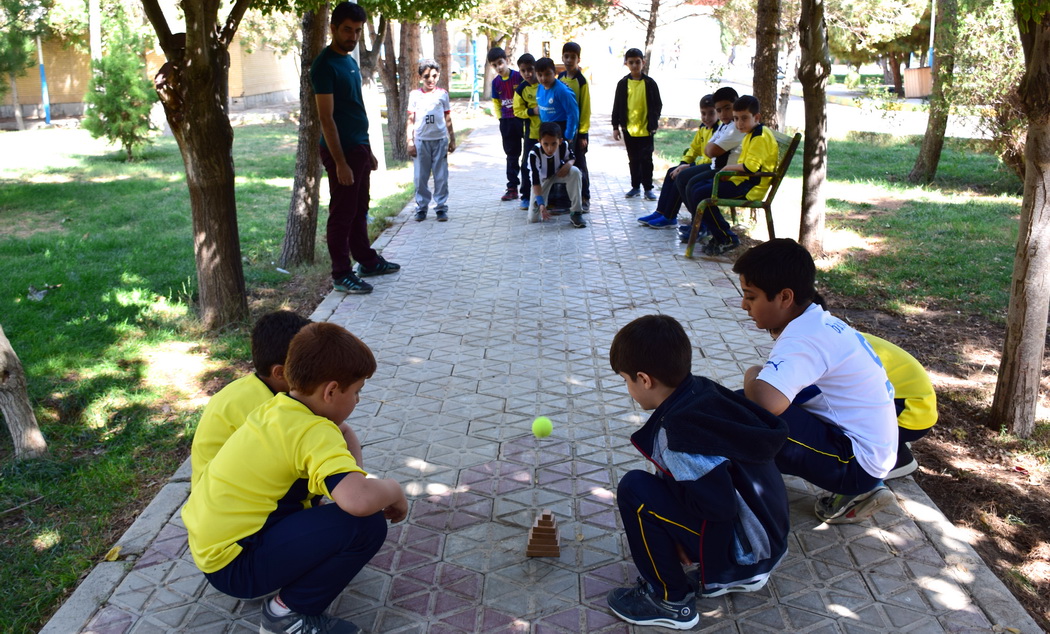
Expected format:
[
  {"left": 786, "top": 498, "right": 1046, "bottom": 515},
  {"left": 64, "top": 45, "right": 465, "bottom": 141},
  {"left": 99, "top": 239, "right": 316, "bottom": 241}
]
[{"left": 774, "top": 404, "right": 883, "bottom": 496}]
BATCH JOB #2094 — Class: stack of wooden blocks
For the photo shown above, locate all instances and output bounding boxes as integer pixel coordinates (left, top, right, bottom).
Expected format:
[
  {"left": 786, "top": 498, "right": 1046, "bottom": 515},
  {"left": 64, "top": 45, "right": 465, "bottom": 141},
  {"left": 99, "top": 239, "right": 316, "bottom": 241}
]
[{"left": 526, "top": 509, "right": 561, "bottom": 557}]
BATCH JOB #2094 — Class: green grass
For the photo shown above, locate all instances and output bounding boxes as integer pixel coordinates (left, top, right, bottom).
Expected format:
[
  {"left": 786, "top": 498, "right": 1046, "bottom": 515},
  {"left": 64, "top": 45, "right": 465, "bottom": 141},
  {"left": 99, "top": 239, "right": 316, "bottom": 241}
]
[
  {"left": 0, "top": 122, "right": 416, "bottom": 633},
  {"left": 654, "top": 128, "right": 1022, "bottom": 321}
]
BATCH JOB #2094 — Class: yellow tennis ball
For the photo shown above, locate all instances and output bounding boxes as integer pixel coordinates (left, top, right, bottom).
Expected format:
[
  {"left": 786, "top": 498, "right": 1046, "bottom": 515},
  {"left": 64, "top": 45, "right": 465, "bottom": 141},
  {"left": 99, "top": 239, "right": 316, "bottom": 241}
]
[{"left": 532, "top": 416, "right": 553, "bottom": 438}]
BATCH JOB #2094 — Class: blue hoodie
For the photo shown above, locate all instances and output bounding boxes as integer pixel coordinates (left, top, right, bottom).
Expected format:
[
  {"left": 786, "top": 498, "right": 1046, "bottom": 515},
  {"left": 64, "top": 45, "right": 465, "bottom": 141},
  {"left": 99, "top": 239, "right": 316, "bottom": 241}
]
[{"left": 536, "top": 80, "right": 579, "bottom": 142}]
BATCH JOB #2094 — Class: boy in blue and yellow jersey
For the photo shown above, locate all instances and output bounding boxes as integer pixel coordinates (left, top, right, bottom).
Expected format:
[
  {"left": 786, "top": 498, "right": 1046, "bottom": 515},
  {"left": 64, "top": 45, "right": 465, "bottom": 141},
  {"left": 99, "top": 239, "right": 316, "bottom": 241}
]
[
  {"left": 611, "top": 48, "right": 663, "bottom": 200},
  {"left": 488, "top": 47, "right": 525, "bottom": 202},
  {"left": 606, "top": 315, "right": 789, "bottom": 629},
  {"left": 559, "top": 42, "right": 592, "bottom": 211},
  {"left": 638, "top": 94, "right": 717, "bottom": 231},
  {"left": 690, "top": 95, "right": 778, "bottom": 256},
  {"left": 514, "top": 53, "right": 541, "bottom": 211},
  {"left": 183, "top": 322, "right": 407, "bottom": 634}
]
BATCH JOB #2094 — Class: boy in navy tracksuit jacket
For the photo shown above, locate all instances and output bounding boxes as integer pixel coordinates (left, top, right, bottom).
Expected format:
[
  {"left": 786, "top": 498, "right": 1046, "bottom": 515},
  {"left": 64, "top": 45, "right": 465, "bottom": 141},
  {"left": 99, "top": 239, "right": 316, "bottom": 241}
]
[{"left": 607, "top": 315, "right": 789, "bottom": 630}]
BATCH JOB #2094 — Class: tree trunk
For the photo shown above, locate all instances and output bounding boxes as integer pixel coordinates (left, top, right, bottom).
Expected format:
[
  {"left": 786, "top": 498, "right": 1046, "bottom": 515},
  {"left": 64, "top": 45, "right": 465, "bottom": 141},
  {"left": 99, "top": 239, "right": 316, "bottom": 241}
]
[
  {"left": 0, "top": 325, "right": 47, "bottom": 460},
  {"left": 909, "top": 0, "right": 957, "bottom": 183},
  {"left": 888, "top": 51, "right": 905, "bottom": 96},
  {"left": 754, "top": 0, "right": 782, "bottom": 128},
  {"left": 777, "top": 34, "right": 800, "bottom": 130},
  {"left": 797, "top": 0, "right": 831, "bottom": 254},
  {"left": 990, "top": 15, "right": 1050, "bottom": 438},
  {"left": 643, "top": 0, "right": 661, "bottom": 75},
  {"left": 378, "top": 22, "right": 415, "bottom": 162},
  {"left": 9, "top": 74, "right": 24, "bottom": 131},
  {"left": 433, "top": 19, "right": 451, "bottom": 92},
  {"left": 280, "top": 6, "right": 328, "bottom": 268}
]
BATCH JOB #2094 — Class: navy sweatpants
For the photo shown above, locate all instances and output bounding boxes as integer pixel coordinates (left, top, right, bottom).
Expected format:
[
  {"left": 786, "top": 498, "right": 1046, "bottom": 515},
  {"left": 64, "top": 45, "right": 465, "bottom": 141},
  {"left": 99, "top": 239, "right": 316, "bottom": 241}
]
[
  {"left": 774, "top": 404, "right": 883, "bottom": 496},
  {"left": 499, "top": 117, "right": 523, "bottom": 191}
]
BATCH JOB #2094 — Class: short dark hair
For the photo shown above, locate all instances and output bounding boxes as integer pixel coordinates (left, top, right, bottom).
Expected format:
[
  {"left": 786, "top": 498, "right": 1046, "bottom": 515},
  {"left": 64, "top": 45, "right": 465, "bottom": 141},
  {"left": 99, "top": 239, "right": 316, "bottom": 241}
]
[
  {"left": 562, "top": 42, "right": 581, "bottom": 56},
  {"left": 734, "top": 95, "right": 761, "bottom": 114},
  {"left": 331, "top": 2, "right": 366, "bottom": 26},
  {"left": 711, "top": 86, "right": 739, "bottom": 104},
  {"left": 700, "top": 94, "right": 715, "bottom": 109},
  {"left": 517, "top": 53, "right": 536, "bottom": 67},
  {"left": 487, "top": 47, "right": 507, "bottom": 63},
  {"left": 610, "top": 315, "right": 691, "bottom": 388},
  {"left": 732, "top": 238, "right": 818, "bottom": 305},
  {"left": 538, "top": 121, "right": 562, "bottom": 139},
  {"left": 624, "top": 48, "right": 644, "bottom": 61},
  {"left": 535, "top": 57, "right": 555, "bottom": 73},
  {"left": 418, "top": 58, "right": 440, "bottom": 75},
  {"left": 285, "top": 322, "right": 377, "bottom": 394},
  {"left": 251, "top": 311, "right": 312, "bottom": 378}
]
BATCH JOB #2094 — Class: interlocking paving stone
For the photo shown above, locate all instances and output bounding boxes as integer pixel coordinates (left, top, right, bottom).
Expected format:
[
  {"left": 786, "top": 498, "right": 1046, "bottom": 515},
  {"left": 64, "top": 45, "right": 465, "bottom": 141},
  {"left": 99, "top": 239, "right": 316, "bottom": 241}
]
[{"left": 47, "top": 117, "right": 1038, "bottom": 633}]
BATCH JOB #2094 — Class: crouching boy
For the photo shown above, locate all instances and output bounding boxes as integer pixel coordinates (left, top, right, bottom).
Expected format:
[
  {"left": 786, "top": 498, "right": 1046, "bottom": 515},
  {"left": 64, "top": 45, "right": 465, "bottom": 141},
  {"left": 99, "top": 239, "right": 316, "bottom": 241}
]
[
  {"left": 527, "top": 122, "right": 586, "bottom": 228},
  {"left": 607, "top": 315, "right": 789, "bottom": 629},
  {"left": 183, "top": 322, "right": 408, "bottom": 634}
]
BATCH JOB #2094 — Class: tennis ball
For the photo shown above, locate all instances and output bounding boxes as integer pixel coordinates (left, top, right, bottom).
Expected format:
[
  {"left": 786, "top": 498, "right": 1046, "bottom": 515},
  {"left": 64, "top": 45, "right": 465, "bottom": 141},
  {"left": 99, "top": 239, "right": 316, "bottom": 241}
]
[{"left": 532, "top": 416, "right": 553, "bottom": 438}]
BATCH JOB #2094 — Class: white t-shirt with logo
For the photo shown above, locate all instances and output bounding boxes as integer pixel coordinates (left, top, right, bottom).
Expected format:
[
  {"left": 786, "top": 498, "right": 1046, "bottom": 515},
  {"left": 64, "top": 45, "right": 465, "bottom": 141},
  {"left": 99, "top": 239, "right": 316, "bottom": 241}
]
[
  {"left": 758, "top": 303, "right": 898, "bottom": 478},
  {"left": 708, "top": 122, "right": 745, "bottom": 169},
  {"left": 408, "top": 88, "right": 450, "bottom": 142}
]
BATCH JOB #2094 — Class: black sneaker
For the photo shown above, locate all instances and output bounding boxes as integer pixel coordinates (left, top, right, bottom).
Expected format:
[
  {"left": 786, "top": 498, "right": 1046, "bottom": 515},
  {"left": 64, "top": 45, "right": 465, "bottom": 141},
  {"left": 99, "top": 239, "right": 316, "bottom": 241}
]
[
  {"left": 582, "top": 200, "right": 590, "bottom": 213},
  {"left": 886, "top": 443, "right": 918, "bottom": 479},
  {"left": 436, "top": 210, "right": 448, "bottom": 222},
  {"left": 569, "top": 212, "right": 586, "bottom": 228},
  {"left": 814, "top": 484, "right": 896, "bottom": 524},
  {"left": 413, "top": 209, "right": 427, "bottom": 222},
  {"left": 333, "top": 272, "right": 373, "bottom": 294},
  {"left": 702, "top": 238, "right": 740, "bottom": 256},
  {"left": 356, "top": 255, "right": 401, "bottom": 277},
  {"left": 607, "top": 578, "right": 698, "bottom": 630},
  {"left": 260, "top": 600, "right": 360, "bottom": 634}
]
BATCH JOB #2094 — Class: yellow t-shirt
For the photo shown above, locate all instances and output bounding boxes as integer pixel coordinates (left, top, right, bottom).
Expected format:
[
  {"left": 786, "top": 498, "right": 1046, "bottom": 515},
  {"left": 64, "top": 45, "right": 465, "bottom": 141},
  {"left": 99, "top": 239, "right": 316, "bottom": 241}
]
[
  {"left": 190, "top": 374, "right": 275, "bottom": 489},
  {"left": 682, "top": 123, "right": 716, "bottom": 165},
  {"left": 558, "top": 71, "right": 591, "bottom": 135},
  {"left": 731, "top": 125, "right": 780, "bottom": 200},
  {"left": 183, "top": 393, "right": 366, "bottom": 573},
  {"left": 863, "top": 333, "right": 938, "bottom": 431},
  {"left": 626, "top": 79, "right": 648, "bottom": 137}
]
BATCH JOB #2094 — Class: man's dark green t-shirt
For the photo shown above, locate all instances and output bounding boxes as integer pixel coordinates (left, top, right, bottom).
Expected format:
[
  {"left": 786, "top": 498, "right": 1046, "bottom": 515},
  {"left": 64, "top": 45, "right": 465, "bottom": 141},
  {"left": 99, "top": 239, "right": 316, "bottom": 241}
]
[{"left": 309, "top": 47, "right": 370, "bottom": 150}]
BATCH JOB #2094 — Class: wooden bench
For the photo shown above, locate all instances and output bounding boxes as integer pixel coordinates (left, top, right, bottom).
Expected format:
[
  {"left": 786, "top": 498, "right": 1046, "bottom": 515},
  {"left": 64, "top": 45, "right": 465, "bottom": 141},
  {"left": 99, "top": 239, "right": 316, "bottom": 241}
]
[{"left": 684, "top": 130, "right": 802, "bottom": 258}]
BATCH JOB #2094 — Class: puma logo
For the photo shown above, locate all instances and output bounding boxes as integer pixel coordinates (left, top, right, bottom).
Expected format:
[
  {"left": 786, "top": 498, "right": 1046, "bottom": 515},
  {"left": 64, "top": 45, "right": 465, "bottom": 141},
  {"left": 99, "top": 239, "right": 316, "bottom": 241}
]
[{"left": 765, "top": 360, "right": 784, "bottom": 371}]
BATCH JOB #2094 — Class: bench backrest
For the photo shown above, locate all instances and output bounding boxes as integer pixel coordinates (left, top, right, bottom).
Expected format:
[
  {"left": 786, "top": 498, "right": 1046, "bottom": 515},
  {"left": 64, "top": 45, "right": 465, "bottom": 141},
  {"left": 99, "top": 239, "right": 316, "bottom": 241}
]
[{"left": 762, "top": 131, "right": 802, "bottom": 204}]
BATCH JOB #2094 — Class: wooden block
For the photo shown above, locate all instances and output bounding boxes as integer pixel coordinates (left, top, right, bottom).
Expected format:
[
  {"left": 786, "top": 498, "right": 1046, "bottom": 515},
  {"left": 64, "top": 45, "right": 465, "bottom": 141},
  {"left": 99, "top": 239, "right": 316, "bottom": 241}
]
[{"left": 526, "top": 509, "right": 561, "bottom": 557}]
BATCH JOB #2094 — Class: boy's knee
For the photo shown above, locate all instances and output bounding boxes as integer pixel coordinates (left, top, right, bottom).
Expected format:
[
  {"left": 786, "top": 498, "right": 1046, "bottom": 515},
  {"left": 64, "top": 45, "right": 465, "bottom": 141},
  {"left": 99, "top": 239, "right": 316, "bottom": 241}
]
[{"left": 617, "top": 469, "right": 656, "bottom": 505}]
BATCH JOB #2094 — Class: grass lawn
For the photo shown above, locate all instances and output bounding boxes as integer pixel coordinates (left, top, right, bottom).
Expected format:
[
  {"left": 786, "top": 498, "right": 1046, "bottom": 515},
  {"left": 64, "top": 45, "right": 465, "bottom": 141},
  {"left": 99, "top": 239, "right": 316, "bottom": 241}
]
[{"left": 0, "top": 121, "right": 418, "bottom": 633}]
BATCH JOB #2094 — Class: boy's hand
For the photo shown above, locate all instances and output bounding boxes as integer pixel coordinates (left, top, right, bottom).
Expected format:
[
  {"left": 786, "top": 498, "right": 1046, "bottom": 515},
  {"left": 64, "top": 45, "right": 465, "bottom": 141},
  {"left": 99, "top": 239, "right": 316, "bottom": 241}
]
[
  {"left": 383, "top": 491, "right": 408, "bottom": 523},
  {"left": 556, "top": 163, "right": 571, "bottom": 178},
  {"left": 579, "top": 137, "right": 588, "bottom": 151},
  {"left": 540, "top": 205, "right": 552, "bottom": 221},
  {"left": 448, "top": 139, "right": 456, "bottom": 153},
  {"left": 408, "top": 143, "right": 417, "bottom": 158},
  {"left": 674, "top": 542, "right": 694, "bottom": 565},
  {"left": 670, "top": 164, "right": 687, "bottom": 179},
  {"left": 612, "top": 129, "right": 621, "bottom": 141}
]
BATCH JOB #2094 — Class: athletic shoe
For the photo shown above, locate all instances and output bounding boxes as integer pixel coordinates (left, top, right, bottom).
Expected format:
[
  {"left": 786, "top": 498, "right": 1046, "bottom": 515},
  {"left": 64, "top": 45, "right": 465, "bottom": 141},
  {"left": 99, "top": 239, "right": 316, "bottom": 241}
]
[
  {"left": 500, "top": 188, "right": 517, "bottom": 201},
  {"left": 333, "top": 273, "right": 372, "bottom": 294},
  {"left": 607, "top": 578, "right": 698, "bottom": 630},
  {"left": 519, "top": 198, "right": 529, "bottom": 210},
  {"left": 436, "top": 210, "right": 448, "bottom": 222},
  {"left": 647, "top": 215, "right": 678, "bottom": 229},
  {"left": 702, "top": 238, "right": 740, "bottom": 256},
  {"left": 569, "top": 212, "right": 587, "bottom": 228},
  {"left": 260, "top": 600, "right": 360, "bottom": 634},
  {"left": 637, "top": 211, "right": 663, "bottom": 225},
  {"left": 686, "top": 569, "right": 773, "bottom": 599},
  {"left": 356, "top": 255, "right": 400, "bottom": 277},
  {"left": 582, "top": 200, "right": 590, "bottom": 213},
  {"left": 644, "top": 189, "right": 658, "bottom": 200},
  {"left": 413, "top": 209, "right": 427, "bottom": 222},
  {"left": 625, "top": 188, "right": 641, "bottom": 198},
  {"left": 815, "top": 484, "right": 896, "bottom": 524},
  {"left": 886, "top": 444, "right": 918, "bottom": 479}
]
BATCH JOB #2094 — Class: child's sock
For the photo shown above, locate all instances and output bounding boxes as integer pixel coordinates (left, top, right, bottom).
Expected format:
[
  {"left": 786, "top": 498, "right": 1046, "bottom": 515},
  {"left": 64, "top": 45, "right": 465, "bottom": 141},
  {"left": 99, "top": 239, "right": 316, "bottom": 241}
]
[{"left": 269, "top": 596, "right": 292, "bottom": 617}]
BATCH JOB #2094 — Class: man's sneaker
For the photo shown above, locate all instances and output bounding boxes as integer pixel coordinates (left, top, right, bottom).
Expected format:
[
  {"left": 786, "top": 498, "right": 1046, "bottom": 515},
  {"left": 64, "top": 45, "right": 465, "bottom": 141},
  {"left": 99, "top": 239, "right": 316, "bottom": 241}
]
[
  {"left": 413, "top": 209, "right": 427, "bottom": 222},
  {"left": 637, "top": 211, "right": 663, "bottom": 225},
  {"left": 625, "top": 188, "right": 641, "bottom": 198},
  {"left": 815, "top": 484, "right": 896, "bottom": 524},
  {"left": 519, "top": 198, "right": 529, "bottom": 210},
  {"left": 333, "top": 273, "right": 372, "bottom": 294},
  {"left": 644, "top": 189, "right": 658, "bottom": 200},
  {"left": 582, "top": 200, "right": 591, "bottom": 213},
  {"left": 436, "top": 210, "right": 448, "bottom": 222},
  {"left": 569, "top": 212, "right": 587, "bottom": 228},
  {"left": 886, "top": 444, "right": 918, "bottom": 479},
  {"left": 500, "top": 188, "right": 517, "bottom": 201},
  {"left": 260, "top": 600, "right": 360, "bottom": 634},
  {"left": 356, "top": 255, "right": 400, "bottom": 277},
  {"left": 607, "top": 578, "right": 698, "bottom": 630},
  {"left": 647, "top": 215, "right": 678, "bottom": 229}
]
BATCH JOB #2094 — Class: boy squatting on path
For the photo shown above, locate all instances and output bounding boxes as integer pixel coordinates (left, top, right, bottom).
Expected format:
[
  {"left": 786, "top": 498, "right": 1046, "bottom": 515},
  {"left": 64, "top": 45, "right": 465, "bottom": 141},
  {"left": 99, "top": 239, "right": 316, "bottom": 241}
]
[
  {"left": 183, "top": 323, "right": 408, "bottom": 634},
  {"left": 606, "top": 315, "right": 790, "bottom": 629},
  {"left": 735, "top": 239, "right": 900, "bottom": 524},
  {"left": 559, "top": 42, "right": 592, "bottom": 211},
  {"left": 488, "top": 47, "right": 525, "bottom": 202},
  {"left": 407, "top": 58, "right": 457, "bottom": 222},
  {"left": 527, "top": 122, "right": 586, "bottom": 228},
  {"left": 611, "top": 47, "right": 663, "bottom": 200},
  {"left": 513, "top": 54, "right": 541, "bottom": 211}
]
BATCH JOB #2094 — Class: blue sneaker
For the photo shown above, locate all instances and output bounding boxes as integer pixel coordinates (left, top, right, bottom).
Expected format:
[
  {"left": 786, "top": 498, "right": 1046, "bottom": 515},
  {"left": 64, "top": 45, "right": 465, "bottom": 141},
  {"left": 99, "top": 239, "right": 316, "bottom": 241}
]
[
  {"left": 519, "top": 198, "right": 529, "bottom": 210},
  {"left": 644, "top": 189, "right": 658, "bottom": 200},
  {"left": 625, "top": 188, "right": 641, "bottom": 198},
  {"left": 637, "top": 211, "right": 663, "bottom": 225},
  {"left": 647, "top": 215, "right": 678, "bottom": 229}
]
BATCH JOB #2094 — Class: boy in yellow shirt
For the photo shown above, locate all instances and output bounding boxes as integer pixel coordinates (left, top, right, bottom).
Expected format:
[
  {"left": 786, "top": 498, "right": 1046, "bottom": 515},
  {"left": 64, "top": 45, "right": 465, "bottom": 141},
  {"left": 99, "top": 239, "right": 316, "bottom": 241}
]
[
  {"left": 611, "top": 48, "right": 663, "bottom": 200},
  {"left": 514, "top": 53, "right": 540, "bottom": 211},
  {"left": 559, "top": 42, "right": 592, "bottom": 210}
]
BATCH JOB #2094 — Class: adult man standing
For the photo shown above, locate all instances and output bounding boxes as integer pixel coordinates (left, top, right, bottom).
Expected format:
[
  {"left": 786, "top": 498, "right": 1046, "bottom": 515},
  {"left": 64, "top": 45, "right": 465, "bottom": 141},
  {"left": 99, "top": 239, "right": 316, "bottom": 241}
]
[{"left": 310, "top": 1, "right": 400, "bottom": 294}]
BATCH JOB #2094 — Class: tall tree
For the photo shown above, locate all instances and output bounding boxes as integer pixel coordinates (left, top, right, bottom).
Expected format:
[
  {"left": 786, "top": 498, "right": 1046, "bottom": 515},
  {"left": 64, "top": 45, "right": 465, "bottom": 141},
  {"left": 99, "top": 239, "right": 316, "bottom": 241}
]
[
  {"left": 826, "top": 0, "right": 928, "bottom": 96},
  {"left": 613, "top": 0, "right": 701, "bottom": 74},
  {"left": 0, "top": 325, "right": 47, "bottom": 460},
  {"left": 433, "top": 18, "right": 451, "bottom": 92},
  {"left": 797, "top": 0, "right": 830, "bottom": 254},
  {"left": 908, "top": 0, "right": 958, "bottom": 182},
  {"left": 753, "top": 0, "right": 782, "bottom": 128},
  {"left": 0, "top": 0, "right": 47, "bottom": 131},
  {"left": 280, "top": 5, "right": 328, "bottom": 268},
  {"left": 990, "top": 4, "right": 1050, "bottom": 438}
]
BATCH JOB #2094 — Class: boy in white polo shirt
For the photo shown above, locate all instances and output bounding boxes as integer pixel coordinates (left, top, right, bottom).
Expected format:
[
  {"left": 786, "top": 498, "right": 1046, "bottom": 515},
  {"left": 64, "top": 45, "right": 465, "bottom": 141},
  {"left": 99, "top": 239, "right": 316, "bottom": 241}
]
[
  {"left": 407, "top": 58, "right": 457, "bottom": 222},
  {"left": 734, "top": 239, "right": 899, "bottom": 525}
]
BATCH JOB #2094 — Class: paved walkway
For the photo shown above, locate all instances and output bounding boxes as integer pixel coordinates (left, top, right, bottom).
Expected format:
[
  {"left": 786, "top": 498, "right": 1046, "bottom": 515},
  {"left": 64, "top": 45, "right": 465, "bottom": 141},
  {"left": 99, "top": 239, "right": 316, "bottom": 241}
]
[{"left": 44, "top": 120, "right": 1038, "bottom": 633}]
